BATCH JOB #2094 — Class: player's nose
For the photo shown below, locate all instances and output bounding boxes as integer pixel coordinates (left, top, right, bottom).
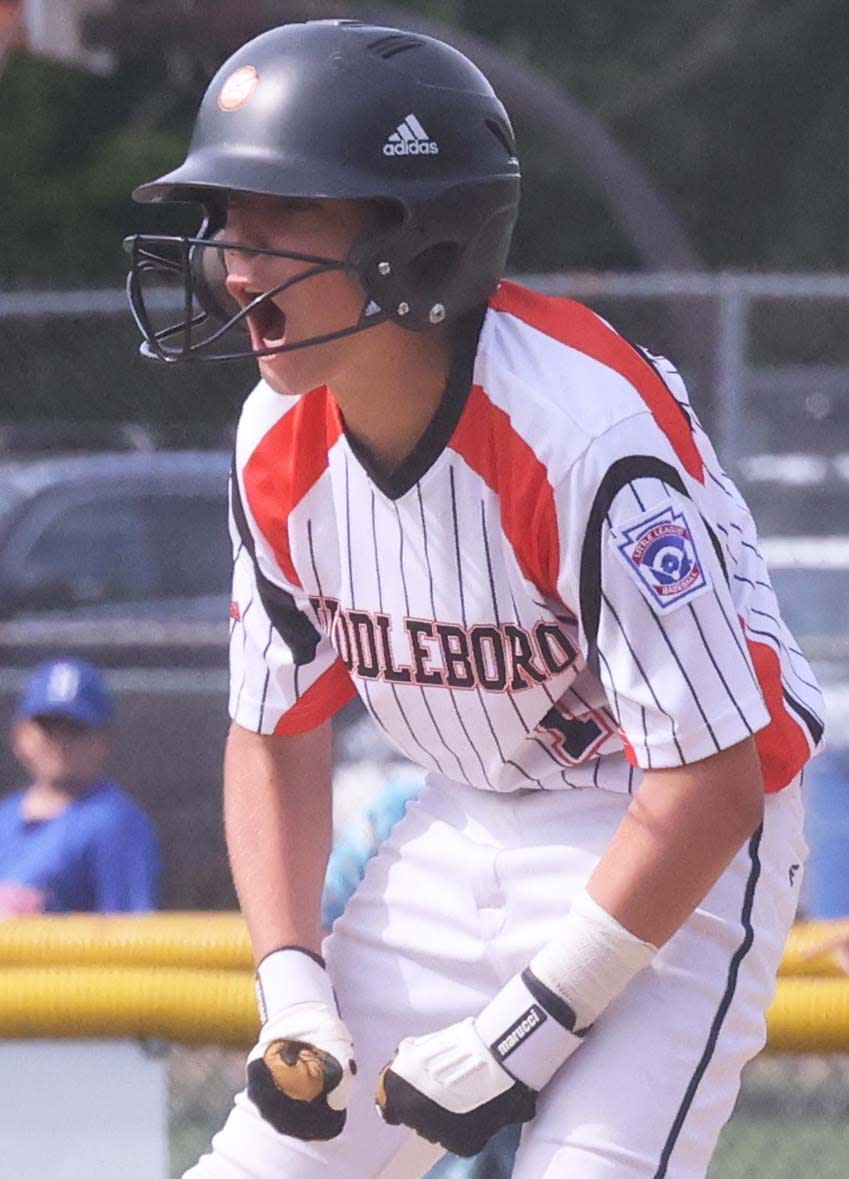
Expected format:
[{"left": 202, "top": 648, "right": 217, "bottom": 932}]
[
  {"left": 221, "top": 235, "right": 295, "bottom": 306},
  {"left": 223, "top": 258, "right": 255, "bottom": 304},
  {"left": 222, "top": 246, "right": 274, "bottom": 304}
]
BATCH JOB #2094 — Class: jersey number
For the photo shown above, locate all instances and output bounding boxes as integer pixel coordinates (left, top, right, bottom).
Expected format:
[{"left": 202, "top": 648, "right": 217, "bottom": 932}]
[{"left": 537, "top": 706, "right": 613, "bottom": 766}]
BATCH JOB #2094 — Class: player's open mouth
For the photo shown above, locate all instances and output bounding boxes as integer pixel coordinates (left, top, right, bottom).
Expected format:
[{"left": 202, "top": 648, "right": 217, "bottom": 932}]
[{"left": 245, "top": 295, "right": 287, "bottom": 350}]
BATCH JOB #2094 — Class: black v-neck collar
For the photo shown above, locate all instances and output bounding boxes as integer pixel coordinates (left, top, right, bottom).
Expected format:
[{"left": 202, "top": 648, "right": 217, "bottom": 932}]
[{"left": 341, "top": 304, "right": 487, "bottom": 501}]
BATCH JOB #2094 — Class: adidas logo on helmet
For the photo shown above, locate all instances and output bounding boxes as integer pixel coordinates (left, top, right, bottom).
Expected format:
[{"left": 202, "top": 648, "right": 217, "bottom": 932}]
[{"left": 383, "top": 113, "right": 440, "bottom": 157}]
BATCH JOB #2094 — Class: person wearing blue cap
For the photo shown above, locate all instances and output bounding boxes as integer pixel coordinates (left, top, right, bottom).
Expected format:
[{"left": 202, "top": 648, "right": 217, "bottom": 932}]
[{"left": 0, "top": 658, "right": 160, "bottom": 915}]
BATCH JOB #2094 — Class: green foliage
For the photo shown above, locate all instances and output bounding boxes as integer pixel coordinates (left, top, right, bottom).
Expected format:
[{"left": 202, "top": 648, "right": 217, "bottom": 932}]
[
  {"left": 0, "top": 52, "right": 190, "bottom": 286},
  {"left": 418, "top": 0, "right": 849, "bottom": 270},
  {"left": 1, "top": 0, "right": 848, "bottom": 286}
]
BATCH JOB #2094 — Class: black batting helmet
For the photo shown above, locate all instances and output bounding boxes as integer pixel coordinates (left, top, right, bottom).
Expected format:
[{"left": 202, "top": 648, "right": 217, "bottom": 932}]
[{"left": 126, "top": 19, "right": 521, "bottom": 362}]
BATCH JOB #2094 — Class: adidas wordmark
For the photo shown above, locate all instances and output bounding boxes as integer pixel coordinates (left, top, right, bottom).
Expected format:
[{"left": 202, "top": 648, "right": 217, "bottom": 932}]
[{"left": 383, "top": 113, "right": 440, "bottom": 157}]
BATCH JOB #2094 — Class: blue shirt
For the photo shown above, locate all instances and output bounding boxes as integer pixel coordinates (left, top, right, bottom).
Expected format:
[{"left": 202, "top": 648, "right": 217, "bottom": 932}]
[{"left": 0, "top": 781, "right": 160, "bottom": 913}]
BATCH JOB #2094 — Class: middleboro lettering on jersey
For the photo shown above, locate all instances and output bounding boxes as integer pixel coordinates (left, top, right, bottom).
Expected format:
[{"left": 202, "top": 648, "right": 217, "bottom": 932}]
[{"left": 308, "top": 596, "right": 578, "bottom": 692}]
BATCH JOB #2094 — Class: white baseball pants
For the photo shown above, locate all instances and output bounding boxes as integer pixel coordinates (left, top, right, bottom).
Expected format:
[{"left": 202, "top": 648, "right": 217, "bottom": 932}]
[{"left": 184, "top": 774, "right": 806, "bottom": 1179}]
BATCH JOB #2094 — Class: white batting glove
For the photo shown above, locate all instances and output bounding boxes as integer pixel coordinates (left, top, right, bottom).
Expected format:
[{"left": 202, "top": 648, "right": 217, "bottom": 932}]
[
  {"left": 246, "top": 947, "right": 356, "bottom": 1141},
  {"left": 377, "top": 890, "right": 656, "bottom": 1156},
  {"left": 375, "top": 1013, "right": 539, "bottom": 1157}
]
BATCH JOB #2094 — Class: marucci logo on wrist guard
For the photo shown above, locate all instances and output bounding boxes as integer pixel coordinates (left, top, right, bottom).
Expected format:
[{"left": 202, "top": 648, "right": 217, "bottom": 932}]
[{"left": 490, "top": 1004, "right": 547, "bottom": 1063}]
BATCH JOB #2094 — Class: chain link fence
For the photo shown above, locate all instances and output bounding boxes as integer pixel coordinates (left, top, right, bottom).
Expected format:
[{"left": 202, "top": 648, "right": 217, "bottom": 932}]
[
  {"left": 710, "top": 1056, "right": 849, "bottom": 1178},
  {"left": 166, "top": 1046, "right": 849, "bottom": 1179},
  {"left": 3, "top": 271, "right": 849, "bottom": 529},
  {"left": 3, "top": 271, "right": 849, "bottom": 455},
  {"left": 3, "top": 274, "right": 849, "bottom": 1174},
  {"left": 0, "top": 288, "right": 251, "bottom": 442},
  {"left": 4, "top": 272, "right": 849, "bottom": 535}
]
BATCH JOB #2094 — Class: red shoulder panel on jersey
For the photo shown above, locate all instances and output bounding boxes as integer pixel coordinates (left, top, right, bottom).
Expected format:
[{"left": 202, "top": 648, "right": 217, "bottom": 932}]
[
  {"left": 243, "top": 388, "right": 342, "bottom": 588},
  {"left": 746, "top": 635, "right": 811, "bottom": 793},
  {"left": 273, "top": 659, "right": 356, "bottom": 735},
  {"left": 491, "top": 282, "right": 705, "bottom": 485},
  {"left": 449, "top": 383, "right": 560, "bottom": 599}
]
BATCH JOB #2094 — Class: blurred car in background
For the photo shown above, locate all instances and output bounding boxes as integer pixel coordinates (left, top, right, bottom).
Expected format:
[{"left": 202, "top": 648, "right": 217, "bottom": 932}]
[
  {"left": 0, "top": 449, "right": 231, "bottom": 669},
  {"left": 0, "top": 443, "right": 235, "bottom": 907},
  {"left": 0, "top": 443, "right": 844, "bottom": 697},
  {"left": 0, "top": 440, "right": 844, "bottom": 909}
]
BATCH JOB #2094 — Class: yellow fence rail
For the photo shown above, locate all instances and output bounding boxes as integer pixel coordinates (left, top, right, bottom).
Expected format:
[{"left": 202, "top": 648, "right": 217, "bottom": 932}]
[{"left": 0, "top": 914, "right": 847, "bottom": 1052}]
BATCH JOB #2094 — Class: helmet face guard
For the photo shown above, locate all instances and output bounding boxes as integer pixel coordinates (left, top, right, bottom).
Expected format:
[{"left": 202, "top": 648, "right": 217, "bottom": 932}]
[
  {"left": 127, "top": 19, "right": 521, "bottom": 364},
  {"left": 125, "top": 229, "right": 388, "bottom": 363}
]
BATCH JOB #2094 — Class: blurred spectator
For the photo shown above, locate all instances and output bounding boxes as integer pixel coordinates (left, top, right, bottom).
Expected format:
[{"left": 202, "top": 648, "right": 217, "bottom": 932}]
[{"left": 0, "top": 658, "right": 160, "bottom": 915}]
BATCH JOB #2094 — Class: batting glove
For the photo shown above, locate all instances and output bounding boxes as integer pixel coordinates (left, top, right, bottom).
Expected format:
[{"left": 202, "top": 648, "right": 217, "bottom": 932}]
[
  {"left": 374, "top": 961, "right": 590, "bottom": 1158},
  {"left": 246, "top": 947, "right": 356, "bottom": 1141},
  {"left": 376, "top": 889, "right": 656, "bottom": 1156}
]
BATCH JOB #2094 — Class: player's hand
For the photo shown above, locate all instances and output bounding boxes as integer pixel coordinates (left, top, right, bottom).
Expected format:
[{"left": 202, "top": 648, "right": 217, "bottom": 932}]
[
  {"left": 375, "top": 959, "right": 596, "bottom": 1156},
  {"left": 246, "top": 947, "right": 355, "bottom": 1141},
  {"left": 375, "top": 1017, "right": 536, "bottom": 1157}
]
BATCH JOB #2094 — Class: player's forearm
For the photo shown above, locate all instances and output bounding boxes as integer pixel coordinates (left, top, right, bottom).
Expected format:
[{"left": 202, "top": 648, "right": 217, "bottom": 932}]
[
  {"left": 587, "top": 736, "right": 765, "bottom": 948},
  {"left": 223, "top": 720, "right": 333, "bottom": 963}
]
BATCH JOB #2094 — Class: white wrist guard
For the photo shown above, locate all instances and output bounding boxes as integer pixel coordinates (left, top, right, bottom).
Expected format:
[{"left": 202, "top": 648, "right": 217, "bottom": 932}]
[
  {"left": 474, "top": 971, "right": 587, "bottom": 1091},
  {"left": 530, "top": 889, "right": 657, "bottom": 1032},
  {"left": 255, "top": 946, "right": 334, "bottom": 1024},
  {"left": 474, "top": 889, "right": 657, "bottom": 1092}
]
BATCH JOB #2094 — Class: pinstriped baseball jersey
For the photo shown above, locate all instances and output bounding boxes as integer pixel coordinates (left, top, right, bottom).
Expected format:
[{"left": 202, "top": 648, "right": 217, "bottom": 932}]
[{"left": 228, "top": 280, "right": 824, "bottom": 795}]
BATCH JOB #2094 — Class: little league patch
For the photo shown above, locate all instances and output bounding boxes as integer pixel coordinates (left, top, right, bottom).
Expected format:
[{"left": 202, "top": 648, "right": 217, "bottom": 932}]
[{"left": 614, "top": 501, "right": 711, "bottom": 611}]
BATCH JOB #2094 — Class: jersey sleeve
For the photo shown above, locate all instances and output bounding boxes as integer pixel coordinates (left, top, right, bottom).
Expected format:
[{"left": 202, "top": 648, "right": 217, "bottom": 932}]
[
  {"left": 228, "top": 466, "right": 356, "bottom": 736},
  {"left": 555, "top": 413, "right": 770, "bottom": 770}
]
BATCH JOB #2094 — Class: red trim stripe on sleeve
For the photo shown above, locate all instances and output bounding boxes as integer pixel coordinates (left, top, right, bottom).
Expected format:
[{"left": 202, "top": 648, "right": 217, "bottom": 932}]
[
  {"left": 491, "top": 281, "right": 705, "bottom": 484},
  {"left": 243, "top": 387, "right": 342, "bottom": 588},
  {"left": 449, "top": 383, "right": 560, "bottom": 599},
  {"left": 619, "top": 730, "right": 639, "bottom": 768},
  {"left": 746, "top": 637, "right": 811, "bottom": 793},
  {"left": 274, "top": 660, "right": 356, "bottom": 735}
]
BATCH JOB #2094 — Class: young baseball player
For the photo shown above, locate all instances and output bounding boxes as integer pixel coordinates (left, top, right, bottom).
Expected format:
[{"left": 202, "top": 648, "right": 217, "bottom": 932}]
[{"left": 127, "top": 20, "right": 823, "bottom": 1178}]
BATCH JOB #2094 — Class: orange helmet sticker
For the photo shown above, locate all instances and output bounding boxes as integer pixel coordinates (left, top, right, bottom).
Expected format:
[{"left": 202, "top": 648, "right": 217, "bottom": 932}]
[{"left": 218, "top": 66, "right": 259, "bottom": 112}]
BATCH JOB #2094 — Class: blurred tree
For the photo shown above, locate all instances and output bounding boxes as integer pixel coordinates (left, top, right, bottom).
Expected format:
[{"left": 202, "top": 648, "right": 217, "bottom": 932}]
[
  {"left": 1, "top": 0, "right": 848, "bottom": 286},
  {"left": 0, "top": 51, "right": 192, "bottom": 285},
  {"left": 432, "top": 0, "right": 849, "bottom": 269}
]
